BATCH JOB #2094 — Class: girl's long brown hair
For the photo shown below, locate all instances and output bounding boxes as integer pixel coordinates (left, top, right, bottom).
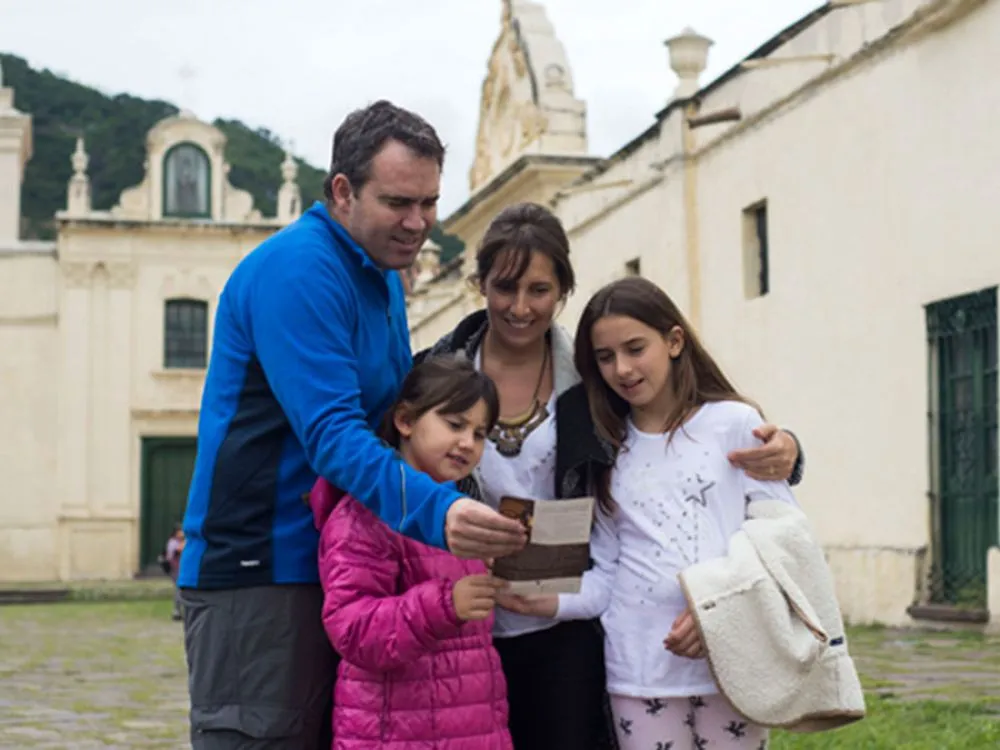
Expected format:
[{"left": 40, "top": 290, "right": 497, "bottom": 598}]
[{"left": 574, "top": 277, "right": 759, "bottom": 511}]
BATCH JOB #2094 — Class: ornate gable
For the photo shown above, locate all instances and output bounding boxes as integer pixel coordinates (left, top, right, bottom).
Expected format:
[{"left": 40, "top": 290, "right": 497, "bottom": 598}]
[{"left": 469, "top": 1, "right": 588, "bottom": 192}]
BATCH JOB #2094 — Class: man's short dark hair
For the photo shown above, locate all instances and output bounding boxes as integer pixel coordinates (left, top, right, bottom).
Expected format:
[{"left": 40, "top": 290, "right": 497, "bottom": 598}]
[{"left": 323, "top": 100, "right": 446, "bottom": 200}]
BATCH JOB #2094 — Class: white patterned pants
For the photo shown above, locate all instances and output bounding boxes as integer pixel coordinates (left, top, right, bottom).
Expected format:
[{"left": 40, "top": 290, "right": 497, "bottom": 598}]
[{"left": 610, "top": 694, "right": 768, "bottom": 750}]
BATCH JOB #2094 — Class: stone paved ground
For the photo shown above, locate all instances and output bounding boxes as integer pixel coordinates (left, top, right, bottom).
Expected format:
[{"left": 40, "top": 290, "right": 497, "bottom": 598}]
[
  {"left": 0, "top": 600, "right": 187, "bottom": 749},
  {"left": 0, "top": 599, "right": 997, "bottom": 748},
  {"left": 848, "top": 625, "right": 1000, "bottom": 705}
]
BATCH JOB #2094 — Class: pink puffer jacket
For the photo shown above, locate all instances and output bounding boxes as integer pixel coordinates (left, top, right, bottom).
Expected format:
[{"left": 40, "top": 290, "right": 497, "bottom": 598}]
[{"left": 311, "top": 479, "right": 512, "bottom": 750}]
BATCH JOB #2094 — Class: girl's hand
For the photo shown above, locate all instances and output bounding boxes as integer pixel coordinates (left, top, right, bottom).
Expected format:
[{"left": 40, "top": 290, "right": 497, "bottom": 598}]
[
  {"left": 727, "top": 424, "right": 798, "bottom": 481},
  {"left": 452, "top": 574, "right": 506, "bottom": 621},
  {"left": 495, "top": 590, "right": 558, "bottom": 618},
  {"left": 664, "top": 608, "right": 705, "bottom": 659}
]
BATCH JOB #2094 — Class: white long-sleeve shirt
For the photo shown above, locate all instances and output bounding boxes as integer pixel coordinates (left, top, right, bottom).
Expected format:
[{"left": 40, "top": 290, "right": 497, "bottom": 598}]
[{"left": 557, "top": 400, "right": 798, "bottom": 698}]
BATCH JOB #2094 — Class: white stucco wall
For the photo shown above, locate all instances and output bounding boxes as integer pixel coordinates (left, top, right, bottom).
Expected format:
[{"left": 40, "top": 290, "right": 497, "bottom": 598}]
[
  {"left": 0, "top": 252, "right": 60, "bottom": 580},
  {"left": 690, "top": 1, "right": 1000, "bottom": 624},
  {"left": 50, "top": 224, "right": 274, "bottom": 580},
  {"left": 546, "top": 0, "right": 1000, "bottom": 625}
]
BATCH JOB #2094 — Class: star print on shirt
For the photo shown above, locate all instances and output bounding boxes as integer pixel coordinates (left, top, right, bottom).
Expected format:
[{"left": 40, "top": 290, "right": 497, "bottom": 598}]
[{"left": 684, "top": 474, "right": 716, "bottom": 507}]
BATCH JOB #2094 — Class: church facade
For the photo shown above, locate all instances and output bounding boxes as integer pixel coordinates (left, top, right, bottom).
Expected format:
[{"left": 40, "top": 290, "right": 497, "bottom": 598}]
[
  {"left": 408, "top": 0, "right": 1000, "bottom": 629},
  {"left": 0, "top": 74, "right": 302, "bottom": 580}
]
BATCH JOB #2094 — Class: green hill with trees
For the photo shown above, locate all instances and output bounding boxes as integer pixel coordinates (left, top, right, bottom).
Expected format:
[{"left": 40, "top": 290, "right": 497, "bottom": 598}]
[{"left": 0, "top": 52, "right": 463, "bottom": 262}]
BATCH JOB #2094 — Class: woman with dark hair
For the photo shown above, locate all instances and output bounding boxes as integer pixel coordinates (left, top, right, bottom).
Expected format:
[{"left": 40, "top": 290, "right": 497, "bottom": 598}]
[{"left": 417, "top": 202, "right": 804, "bottom": 750}]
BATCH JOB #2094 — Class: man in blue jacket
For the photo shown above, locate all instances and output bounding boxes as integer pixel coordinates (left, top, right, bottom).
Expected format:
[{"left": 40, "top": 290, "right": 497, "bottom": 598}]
[{"left": 178, "top": 100, "right": 526, "bottom": 749}]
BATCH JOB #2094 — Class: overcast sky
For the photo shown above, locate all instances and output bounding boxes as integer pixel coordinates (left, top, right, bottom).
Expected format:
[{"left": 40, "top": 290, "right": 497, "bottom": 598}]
[{"left": 1, "top": 0, "right": 818, "bottom": 214}]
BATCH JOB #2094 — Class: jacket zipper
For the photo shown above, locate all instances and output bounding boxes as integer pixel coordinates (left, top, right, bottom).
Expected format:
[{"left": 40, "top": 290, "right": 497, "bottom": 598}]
[
  {"left": 380, "top": 674, "right": 390, "bottom": 741},
  {"left": 399, "top": 462, "right": 407, "bottom": 533}
]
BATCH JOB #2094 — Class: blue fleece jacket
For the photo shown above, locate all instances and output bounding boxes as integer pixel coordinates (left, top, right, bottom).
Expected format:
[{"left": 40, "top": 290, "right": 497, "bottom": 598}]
[{"left": 178, "top": 202, "right": 462, "bottom": 589}]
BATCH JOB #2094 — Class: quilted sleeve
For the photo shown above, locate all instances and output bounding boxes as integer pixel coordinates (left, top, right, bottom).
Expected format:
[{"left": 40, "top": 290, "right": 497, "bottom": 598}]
[{"left": 319, "top": 501, "right": 464, "bottom": 672}]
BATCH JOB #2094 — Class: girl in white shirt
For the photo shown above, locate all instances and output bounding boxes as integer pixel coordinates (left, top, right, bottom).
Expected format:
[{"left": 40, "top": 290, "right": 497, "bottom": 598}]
[{"left": 498, "top": 276, "right": 797, "bottom": 750}]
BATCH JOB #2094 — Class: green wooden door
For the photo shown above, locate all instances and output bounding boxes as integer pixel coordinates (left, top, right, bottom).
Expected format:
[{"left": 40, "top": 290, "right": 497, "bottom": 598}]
[
  {"left": 140, "top": 437, "right": 197, "bottom": 573},
  {"left": 927, "top": 288, "right": 998, "bottom": 607}
]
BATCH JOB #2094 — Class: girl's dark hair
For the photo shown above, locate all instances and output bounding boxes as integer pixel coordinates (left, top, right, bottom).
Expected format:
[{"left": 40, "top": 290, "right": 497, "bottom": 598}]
[
  {"left": 574, "top": 277, "right": 758, "bottom": 511},
  {"left": 379, "top": 355, "right": 500, "bottom": 448},
  {"left": 474, "top": 202, "right": 575, "bottom": 296}
]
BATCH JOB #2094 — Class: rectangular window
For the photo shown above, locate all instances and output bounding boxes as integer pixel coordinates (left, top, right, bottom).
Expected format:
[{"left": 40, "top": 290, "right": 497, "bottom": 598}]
[
  {"left": 625, "top": 258, "right": 641, "bottom": 277},
  {"left": 742, "top": 201, "right": 769, "bottom": 298},
  {"left": 926, "top": 287, "right": 998, "bottom": 608},
  {"left": 164, "top": 298, "right": 208, "bottom": 369}
]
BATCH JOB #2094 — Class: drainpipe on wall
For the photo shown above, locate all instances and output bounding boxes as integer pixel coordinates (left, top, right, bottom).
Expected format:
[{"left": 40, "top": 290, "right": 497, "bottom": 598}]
[
  {"left": 664, "top": 27, "right": 713, "bottom": 329},
  {"left": 909, "top": 0, "right": 988, "bottom": 37},
  {"left": 681, "top": 100, "right": 702, "bottom": 329}
]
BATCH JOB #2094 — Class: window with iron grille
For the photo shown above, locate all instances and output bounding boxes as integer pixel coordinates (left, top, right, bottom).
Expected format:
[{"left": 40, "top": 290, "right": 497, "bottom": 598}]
[
  {"left": 164, "top": 298, "right": 208, "bottom": 369},
  {"left": 925, "top": 286, "right": 998, "bottom": 609}
]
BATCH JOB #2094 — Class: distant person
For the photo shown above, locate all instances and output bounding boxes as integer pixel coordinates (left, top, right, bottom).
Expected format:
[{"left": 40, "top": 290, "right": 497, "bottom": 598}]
[
  {"left": 177, "top": 101, "right": 526, "bottom": 749},
  {"left": 163, "top": 523, "right": 185, "bottom": 621}
]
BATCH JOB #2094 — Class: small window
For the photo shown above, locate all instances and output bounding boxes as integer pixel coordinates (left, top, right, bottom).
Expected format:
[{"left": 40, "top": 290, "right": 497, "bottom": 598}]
[
  {"left": 164, "top": 299, "right": 208, "bottom": 368},
  {"left": 742, "top": 201, "right": 769, "bottom": 298},
  {"left": 625, "top": 258, "right": 641, "bottom": 277},
  {"left": 163, "top": 143, "right": 211, "bottom": 218}
]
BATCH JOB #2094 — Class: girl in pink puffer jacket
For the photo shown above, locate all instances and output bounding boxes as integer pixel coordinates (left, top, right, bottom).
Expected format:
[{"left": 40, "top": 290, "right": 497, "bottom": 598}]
[{"left": 312, "top": 356, "right": 513, "bottom": 750}]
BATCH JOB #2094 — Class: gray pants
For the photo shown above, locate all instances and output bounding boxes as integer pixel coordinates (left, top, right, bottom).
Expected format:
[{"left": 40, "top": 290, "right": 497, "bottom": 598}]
[{"left": 181, "top": 585, "right": 337, "bottom": 749}]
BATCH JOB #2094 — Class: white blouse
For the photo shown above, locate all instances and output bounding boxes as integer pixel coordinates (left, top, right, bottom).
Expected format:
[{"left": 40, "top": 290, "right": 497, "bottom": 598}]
[
  {"left": 556, "top": 400, "right": 798, "bottom": 697},
  {"left": 471, "top": 347, "right": 563, "bottom": 639},
  {"left": 475, "top": 390, "right": 559, "bottom": 639}
]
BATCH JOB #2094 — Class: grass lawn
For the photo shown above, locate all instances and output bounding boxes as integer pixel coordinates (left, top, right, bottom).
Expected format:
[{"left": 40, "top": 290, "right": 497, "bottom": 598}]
[{"left": 772, "top": 696, "right": 1000, "bottom": 748}]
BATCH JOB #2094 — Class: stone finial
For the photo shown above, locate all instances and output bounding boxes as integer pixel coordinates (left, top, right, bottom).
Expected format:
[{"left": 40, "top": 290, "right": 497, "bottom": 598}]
[
  {"left": 276, "top": 144, "right": 301, "bottom": 224},
  {"left": 66, "top": 136, "right": 92, "bottom": 216},
  {"left": 71, "top": 136, "right": 89, "bottom": 175},
  {"left": 665, "top": 27, "right": 713, "bottom": 101},
  {"left": 281, "top": 148, "right": 298, "bottom": 184},
  {"left": 0, "top": 60, "right": 13, "bottom": 112},
  {"left": 416, "top": 239, "right": 442, "bottom": 285}
]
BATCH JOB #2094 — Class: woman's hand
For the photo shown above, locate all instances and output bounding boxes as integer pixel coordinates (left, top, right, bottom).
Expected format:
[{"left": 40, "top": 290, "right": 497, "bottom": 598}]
[
  {"left": 664, "top": 608, "right": 705, "bottom": 659},
  {"left": 727, "top": 424, "right": 798, "bottom": 481},
  {"left": 495, "top": 590, "right": 558, "bottom": 618}
]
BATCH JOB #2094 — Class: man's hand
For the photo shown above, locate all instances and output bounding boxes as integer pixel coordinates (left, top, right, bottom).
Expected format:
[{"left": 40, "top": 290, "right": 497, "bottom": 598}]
[
  {"left": 727, "top": 424, "right": 798, "bottom": 481},
  {"left": 445, "top": 498, "right": 527, "bottom": 560},
  {"left": 495, "top": 590, "right": 558, "bottom": 618},
  {"left": 664, "top": 608, "right": 705, "bottom": 659}
]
